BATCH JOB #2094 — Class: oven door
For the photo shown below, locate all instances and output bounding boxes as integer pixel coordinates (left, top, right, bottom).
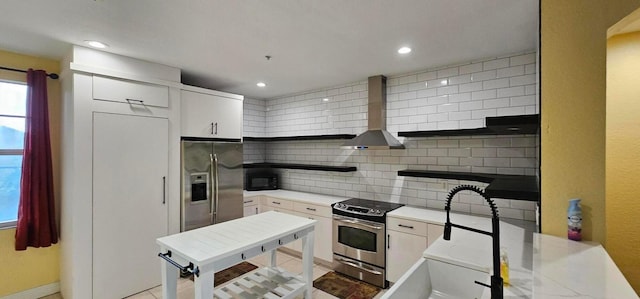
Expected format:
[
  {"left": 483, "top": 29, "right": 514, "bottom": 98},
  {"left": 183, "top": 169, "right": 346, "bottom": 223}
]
[{"left": 332, "top": 215, "right": 385, "bottom": 267}]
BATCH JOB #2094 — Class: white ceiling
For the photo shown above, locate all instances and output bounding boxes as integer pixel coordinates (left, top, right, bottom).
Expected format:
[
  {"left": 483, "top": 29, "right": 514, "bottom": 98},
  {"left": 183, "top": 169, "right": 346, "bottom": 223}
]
[{"left": 0, "top": 0, "right": 538, "bottom": 99}]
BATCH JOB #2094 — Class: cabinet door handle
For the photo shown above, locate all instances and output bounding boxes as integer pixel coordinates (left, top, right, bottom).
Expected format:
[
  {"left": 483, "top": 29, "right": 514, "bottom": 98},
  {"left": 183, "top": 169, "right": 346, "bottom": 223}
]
[
  {"left": 387, "top": 234, "right": 390, "bottom": 249},
  {"left": 398, "top": 224, "right": 414, "bottom": 229},
  {"left": 306, "top": 207, "right": 316, "bottom": 212},
  {"left": 255, "top": 207, "right": 258, "bottom": 214},
  {"left": 126, "top": 98, "right": 144, "bottom": 104},
  {"left": 211, "top": 122, "right": 218, "bottom": 135},
  {"left": 272, "top": 201, "right": 280, "bottom": 205},
  {"left": 244, "top": 200, "right": 253, "bottom": 204},
  {"left": 162, "top": 176, "right": 166, "bottom": 204}
]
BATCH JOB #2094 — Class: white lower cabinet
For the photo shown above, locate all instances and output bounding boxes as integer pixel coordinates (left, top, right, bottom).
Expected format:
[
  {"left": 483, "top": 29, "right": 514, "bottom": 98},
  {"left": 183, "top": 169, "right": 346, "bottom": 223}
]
[
  {"left": 292, "top": 211, "right": 333, "bottom": 262},
  {"left": 92, "top": 112, "right": 169, "bottom": 299},
  {"left": 246, "top": 196, "right": 333, "bottom": 263},
  {"left": 386, "top": 216, "right": 444, "bottom": 283},
  {"left": 243, "top": 196, "right": 261, "bottom": 217},
  {"left": 262, "top": 197, "right": 299, "bottom": 251}
]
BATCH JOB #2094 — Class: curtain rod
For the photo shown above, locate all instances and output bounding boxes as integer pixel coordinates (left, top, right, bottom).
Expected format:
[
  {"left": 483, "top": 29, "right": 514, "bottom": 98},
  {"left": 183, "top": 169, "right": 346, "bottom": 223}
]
[{"left": 0, "top": 66, "right": 59, "bottom": 79}]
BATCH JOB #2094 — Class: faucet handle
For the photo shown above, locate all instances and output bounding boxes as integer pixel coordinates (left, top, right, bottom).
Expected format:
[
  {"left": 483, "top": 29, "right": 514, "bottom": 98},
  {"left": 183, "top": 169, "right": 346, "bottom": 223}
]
[{"left": 474, "top": 280, "right": 491, "bottom": 288}]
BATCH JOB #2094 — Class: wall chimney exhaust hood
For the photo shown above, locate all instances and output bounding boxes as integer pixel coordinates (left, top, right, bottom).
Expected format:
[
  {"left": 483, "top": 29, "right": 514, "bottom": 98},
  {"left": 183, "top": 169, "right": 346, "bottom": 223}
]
[{"left": 342, "top": 75, "right": 405, "bottom": 150}]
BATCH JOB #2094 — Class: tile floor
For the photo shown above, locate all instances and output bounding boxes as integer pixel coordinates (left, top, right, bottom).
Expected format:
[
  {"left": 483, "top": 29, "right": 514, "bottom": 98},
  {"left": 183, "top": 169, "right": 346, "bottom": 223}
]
[{"left": 40, "top": 250, "right": 387, "bottom": 299}]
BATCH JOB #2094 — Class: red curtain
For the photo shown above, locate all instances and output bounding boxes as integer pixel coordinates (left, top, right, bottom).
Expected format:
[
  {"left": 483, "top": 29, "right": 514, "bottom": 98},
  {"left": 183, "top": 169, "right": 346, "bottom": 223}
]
[{"left": 15, "top": 69, "right": 58, "bottom": 250}]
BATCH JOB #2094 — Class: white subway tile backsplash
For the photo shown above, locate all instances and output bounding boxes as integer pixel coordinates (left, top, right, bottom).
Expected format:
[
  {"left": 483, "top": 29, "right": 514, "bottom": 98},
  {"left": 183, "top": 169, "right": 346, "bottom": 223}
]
[
  {"left": 459, "top": 82, "right": 484, "bottom": 93},
  {"left": 428, "top": 148, "right": 449, "bottom": 156},
  {"left": 459, "top": 157, "right": 484, "bottom": 166},
  {"left": 438, "top": 157, "right": 460, "bottom": 166},
  {"left": 497, "top": 86, "right": 525, "bottom": 98},
  {"left": 417, "top": 71, "right": 438, "bottom": 81},
  {"left": 427, "top": 95, "right": 449, "bottom": 105},
  {"left": 510, "top": 53, "right": 536, "bottom": 66},
  {"left": 437, "top": 139, "right": 460, "bottom": 148},
  {"left": 459, "top": 138, "right": 484, "bottom": 148},
  {"left": 510, "top": 95, "right": 536, "bottom": 106},
  {"left": 449, "top": 74, "right": 472, "bottom": 85},
  {"left": 472, "top": 148, "right": 497, "bottom": 157},
  {"left": 459, "top": 101, "right": 484, "bottom": 111},
  {"left": 484, "top": 138, "right": 511, "bottom": 148},
  {"left": 449, "top": 111, "right": 472, "bottom": 121},
  {"left": 437, "top": 103, "right": 459, "bottom": 113},
  {"left": 398, "top": 74, "right": 418, "bottom": 85},
  {"left": 437, "top": 121, "right": 459, "bottom": 129},
  {"left": 483, "top": 98, "right": 510, "bottom": 109},
  {"left": 417, "top": 88, "right": 438, "bottom": 98},
  {"left": 510, "top": 74, "right": 536, "bottom": 86},
  {"left": 471, "top": 70, "right": 498, "bottom": 81},
  {"left": 471, "top": 108, "right": 497, "bottom": 119},
  {"left": 448, "top": 148, "right": 471, "bottom": 157},
  {"left": 497, "top": 106, "right": 526, "bottom": 116},
  {"left": 437, "top": 85, "right": 459, "bottom": 96},
  {"left": 483, "top": 78, "right": 510, "bottom": 90},
  {"left": 497, "top": 148, "right": 525, "bottom": 158},
  {"left": 471, "top": 89, "right": 497, "bottom": 101},
  {"left": 497, "top": 65, "right": 525, "bottom": 78},
  {"left": 447, "top": 93, "right": 472, "bottom": 103},
  {"left": 437, "top": 67, "right": 459, "bottom": 78},
  {"left": 525, "top": 64, "right": 536, "bottom": 75},
  {"left": 484, "top": 157, "right": 511, "bottom": 167},
  {"left": 459, "top": 62, "right": 484, "bottom": 74},
  {"left": 483, "top": 58, "right": 510, "bottom": 70},
  {"left": 246, "top": 51, "right": 538, "bottom": 221}
]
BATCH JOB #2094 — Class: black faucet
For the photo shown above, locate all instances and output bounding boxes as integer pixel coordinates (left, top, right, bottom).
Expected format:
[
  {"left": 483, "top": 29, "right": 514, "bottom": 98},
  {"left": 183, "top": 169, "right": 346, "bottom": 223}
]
[{"left": 443, "top": 185, "right": 503, "bottom": 299}]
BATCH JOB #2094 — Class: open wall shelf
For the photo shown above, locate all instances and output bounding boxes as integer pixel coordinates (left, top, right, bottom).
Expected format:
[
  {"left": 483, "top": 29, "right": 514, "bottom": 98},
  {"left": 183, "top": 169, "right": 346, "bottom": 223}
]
[
  {"left": 398, "top": 114, "right": 539, "bottom": 138},
  {"left": 243, "top": 134, "right": 356, "bottom": 142},
  {"left": 243, "top": 162, "right": 357, "bottom": 172},
  {"left": 397, "top": 169, "right": 538, "bottom": 201}
]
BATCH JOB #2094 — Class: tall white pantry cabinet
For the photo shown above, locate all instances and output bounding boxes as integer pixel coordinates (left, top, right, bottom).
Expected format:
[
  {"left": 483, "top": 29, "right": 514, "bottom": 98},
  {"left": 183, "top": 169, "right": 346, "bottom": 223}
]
[{"left": 59, "top": 46, "right": 183, "bottom": 299}]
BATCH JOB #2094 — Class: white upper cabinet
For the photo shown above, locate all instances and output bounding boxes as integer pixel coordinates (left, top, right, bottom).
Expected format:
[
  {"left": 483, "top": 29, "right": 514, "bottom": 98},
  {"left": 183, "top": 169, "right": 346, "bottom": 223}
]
[
  {"left": 181, "top": 86, "right": 243, "bottom": 139},
  {"left": 93, "top": 75, "right": 169, "bottom": 108}
]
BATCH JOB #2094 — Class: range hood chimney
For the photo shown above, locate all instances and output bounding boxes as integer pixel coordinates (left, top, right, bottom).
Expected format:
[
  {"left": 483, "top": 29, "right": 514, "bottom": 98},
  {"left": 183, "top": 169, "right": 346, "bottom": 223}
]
[{"left": 342, "top": 75, "right": 405, "bottom": 149}]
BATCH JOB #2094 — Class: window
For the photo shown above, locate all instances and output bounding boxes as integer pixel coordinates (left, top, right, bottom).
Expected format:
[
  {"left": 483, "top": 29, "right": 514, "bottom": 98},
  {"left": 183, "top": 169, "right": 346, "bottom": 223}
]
[{"left": 0, "top": 81, "right": 27, "bottom": 228}]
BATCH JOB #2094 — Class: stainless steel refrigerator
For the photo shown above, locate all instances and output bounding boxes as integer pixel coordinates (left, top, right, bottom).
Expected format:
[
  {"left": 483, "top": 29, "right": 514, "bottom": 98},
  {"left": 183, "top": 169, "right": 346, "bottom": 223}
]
[{"left": 181, "top": 139, "right": 243, "bottom": 231}]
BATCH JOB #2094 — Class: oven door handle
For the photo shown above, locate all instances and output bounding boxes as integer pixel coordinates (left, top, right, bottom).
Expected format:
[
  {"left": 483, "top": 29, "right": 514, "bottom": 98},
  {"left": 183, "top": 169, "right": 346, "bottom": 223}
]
[
  {"left": 334, "top": 217, "right": 383, "bottom": 230},
  {"left": 335, "top": 258, "right": 383, "bottom": 275}
]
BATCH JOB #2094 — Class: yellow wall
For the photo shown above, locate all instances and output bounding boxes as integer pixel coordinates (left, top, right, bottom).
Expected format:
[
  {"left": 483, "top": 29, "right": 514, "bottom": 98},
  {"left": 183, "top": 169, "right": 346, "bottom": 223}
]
[
  {"left": 606, "top": 31, "right": 640, "bottom": 294},
  {"left": 0, "top": 49, "right": 61, "bottom": 296},
  {"left": 540, "top": 0, "right": 639, "bottom": 243}
]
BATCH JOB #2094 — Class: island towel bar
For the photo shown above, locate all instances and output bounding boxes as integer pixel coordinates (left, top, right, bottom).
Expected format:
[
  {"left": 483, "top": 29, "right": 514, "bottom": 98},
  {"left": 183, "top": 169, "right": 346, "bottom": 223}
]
[{"left": 158, "top": 251, "right": 200, "bottom": 277}]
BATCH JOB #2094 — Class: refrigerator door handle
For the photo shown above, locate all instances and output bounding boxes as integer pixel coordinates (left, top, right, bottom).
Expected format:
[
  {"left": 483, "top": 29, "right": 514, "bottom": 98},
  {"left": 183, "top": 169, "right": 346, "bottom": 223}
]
[
  {"left": 213, "top": 153, "right": 219, "bottom": 223},
  {"left": 209, "top": 153, "right": 215, "bottom": 223}
]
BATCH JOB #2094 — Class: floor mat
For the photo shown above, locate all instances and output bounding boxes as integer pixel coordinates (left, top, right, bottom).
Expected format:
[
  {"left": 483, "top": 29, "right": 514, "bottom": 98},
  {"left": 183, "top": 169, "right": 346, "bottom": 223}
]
[
  {"left": 188, "top": 261, "right": 258, "bottom": 286},
  {"left": 313, "top": 271, "right": 381, "bottom": 299}
]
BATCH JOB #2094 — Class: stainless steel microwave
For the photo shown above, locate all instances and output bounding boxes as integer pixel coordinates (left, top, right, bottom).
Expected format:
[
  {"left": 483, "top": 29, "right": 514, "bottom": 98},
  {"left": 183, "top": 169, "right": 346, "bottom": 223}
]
[{"left": 245, "top": 172, "right": 279, "bottom": 191}]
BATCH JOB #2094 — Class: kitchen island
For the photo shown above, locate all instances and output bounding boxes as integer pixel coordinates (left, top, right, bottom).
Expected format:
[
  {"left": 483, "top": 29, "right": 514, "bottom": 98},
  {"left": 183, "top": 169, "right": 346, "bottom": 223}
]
[{"left": 156, "top": 211, "right": 316, "bottom": 299}]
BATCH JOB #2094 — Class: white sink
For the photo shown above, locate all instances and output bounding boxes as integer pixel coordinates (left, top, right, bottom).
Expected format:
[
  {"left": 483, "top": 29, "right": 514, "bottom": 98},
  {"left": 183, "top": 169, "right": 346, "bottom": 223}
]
[{"left": 382, "top": 257, "right": 488, "bottom": 299}]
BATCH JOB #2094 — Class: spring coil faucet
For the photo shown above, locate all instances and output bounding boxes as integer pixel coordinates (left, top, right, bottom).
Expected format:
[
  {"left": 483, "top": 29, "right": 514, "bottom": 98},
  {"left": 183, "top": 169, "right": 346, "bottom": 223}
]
[{"left": 443, "top": 185, "right": 503, "bottom": 299}]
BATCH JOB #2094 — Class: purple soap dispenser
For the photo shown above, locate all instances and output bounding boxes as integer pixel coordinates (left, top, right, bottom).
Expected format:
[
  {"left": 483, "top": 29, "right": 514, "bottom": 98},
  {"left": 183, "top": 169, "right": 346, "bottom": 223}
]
[{"left": 568, "top": 198, "right": 582, "bottom": 241}]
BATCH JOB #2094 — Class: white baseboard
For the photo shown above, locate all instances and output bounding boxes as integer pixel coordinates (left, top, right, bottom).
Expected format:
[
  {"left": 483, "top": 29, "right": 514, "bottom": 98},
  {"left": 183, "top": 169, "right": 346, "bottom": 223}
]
[{"left": 1, "top": 282, "right": 60, "bottom": 299}]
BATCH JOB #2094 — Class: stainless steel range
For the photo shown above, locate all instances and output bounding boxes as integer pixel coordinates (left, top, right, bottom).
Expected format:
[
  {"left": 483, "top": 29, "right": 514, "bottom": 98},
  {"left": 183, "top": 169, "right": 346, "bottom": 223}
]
[{"left": 332, "top": 198, "right": 404, "bottom": 288}]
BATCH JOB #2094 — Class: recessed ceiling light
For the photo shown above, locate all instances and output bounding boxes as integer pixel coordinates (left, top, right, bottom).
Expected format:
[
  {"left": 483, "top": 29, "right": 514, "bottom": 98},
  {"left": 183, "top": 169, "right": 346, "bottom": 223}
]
[
  {"left": 85, "top": 40, "right": 108, "bottom": 49},
  {"left": 440, "top": 79, "right": 448, "bottom": 85},
  {"left": 398, "top": 47, "right": 412, "bottom": 54},
  {"left": 256, "top": 82, "right": 266, "bottom": 87},
  {"left": 322, "top": 98, "right": 329, "bottom": 102}
]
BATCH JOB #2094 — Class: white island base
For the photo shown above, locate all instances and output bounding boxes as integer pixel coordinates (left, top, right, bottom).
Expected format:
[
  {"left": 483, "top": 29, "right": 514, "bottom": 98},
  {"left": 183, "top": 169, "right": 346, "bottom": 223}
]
[{"left": 156, "top": 211, "right": 316, "bottom": 299}]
